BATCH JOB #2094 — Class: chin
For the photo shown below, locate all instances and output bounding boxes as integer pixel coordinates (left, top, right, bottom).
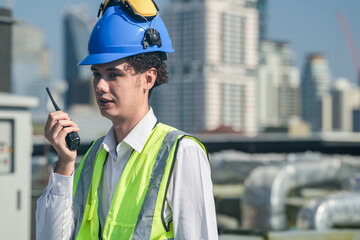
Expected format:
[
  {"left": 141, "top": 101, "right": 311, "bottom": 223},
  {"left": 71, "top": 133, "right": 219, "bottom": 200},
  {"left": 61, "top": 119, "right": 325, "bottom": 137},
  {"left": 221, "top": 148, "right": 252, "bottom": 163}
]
[
  {"left": 99, "top": 109, "right": 113, "bottom": 118},
  {"left": 100, "top": 109, "right": 122, "bottom": 122}
]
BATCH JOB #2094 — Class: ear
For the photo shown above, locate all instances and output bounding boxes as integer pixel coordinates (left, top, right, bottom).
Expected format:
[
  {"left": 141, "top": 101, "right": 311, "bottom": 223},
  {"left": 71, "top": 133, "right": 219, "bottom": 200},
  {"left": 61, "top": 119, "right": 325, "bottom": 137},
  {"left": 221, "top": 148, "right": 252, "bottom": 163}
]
[{"left": 144, "top": 67, "right": 157, "bottom": 91}]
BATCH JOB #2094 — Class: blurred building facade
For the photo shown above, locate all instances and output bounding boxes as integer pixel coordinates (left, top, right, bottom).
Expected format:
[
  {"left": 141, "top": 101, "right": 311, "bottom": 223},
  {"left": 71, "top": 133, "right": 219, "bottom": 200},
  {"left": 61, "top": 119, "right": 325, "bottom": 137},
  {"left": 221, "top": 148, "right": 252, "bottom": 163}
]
[
  {"left": 152, "top": 0, "right": 259, "bottom": 134},
  {"left": 331, "top": 78, "right": 360, "bottom": 132},
  {"left": 353, "top": 109, "right": 360, "bottom": 132},
  {"left": 300, "top": 55, "right": 360, "bottom": 133},
  {"left": 63, "top": 6, "right": 95, "bottom": 110},
  {"left": 12, "top": 21, "right": 51, "bottom": 115},
  {"left": 301, "top": 54, "right": 332, "bottom": 132},
  {"left": 258, "top": 40, "right": 300, "bottom": 130},
  {"left": 257, "top": 0, "right": 267, "bottom": 42},
  {"left": 320, "top": 93, "right": 332, "bottom": 132},
  {"left": 0, "top": 7, "right": 13, "bottom": 93}
]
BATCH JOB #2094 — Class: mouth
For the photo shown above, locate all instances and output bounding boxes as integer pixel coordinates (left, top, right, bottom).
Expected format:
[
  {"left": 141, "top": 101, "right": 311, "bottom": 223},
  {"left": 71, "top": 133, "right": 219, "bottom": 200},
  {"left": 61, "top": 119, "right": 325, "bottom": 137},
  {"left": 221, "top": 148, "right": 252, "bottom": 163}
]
[{"left": 97, "top": 97, "right": 114, "bottom": 107}]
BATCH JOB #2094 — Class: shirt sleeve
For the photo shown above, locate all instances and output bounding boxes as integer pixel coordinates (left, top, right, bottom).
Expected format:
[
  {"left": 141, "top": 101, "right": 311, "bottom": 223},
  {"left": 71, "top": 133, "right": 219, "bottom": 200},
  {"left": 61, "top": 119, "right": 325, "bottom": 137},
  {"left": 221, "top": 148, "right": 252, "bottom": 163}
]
[
  {"left": 36, "top": 162, "right": 75, "bottom": 240},
  {"left": 168, "top": 137, "right": 219, "bottom": 240}
]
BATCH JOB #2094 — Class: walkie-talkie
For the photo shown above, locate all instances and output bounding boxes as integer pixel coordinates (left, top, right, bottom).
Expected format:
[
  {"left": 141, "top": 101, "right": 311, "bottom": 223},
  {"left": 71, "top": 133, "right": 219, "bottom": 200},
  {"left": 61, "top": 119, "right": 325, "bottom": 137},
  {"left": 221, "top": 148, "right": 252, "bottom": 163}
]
[{"left": 46, "top": 87, "right": 80, "bottom": 151}]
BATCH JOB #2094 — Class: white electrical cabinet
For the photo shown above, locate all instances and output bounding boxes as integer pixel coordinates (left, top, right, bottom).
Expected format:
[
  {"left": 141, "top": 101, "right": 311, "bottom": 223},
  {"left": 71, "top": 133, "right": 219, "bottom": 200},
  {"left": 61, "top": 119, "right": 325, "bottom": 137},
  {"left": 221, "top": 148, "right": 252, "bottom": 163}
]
[
  {"left": 0, "top": 92, "right": 38, "bottom": 240},
  {"left": 0, "top": 119, "right": 14, "bottom": 173}
]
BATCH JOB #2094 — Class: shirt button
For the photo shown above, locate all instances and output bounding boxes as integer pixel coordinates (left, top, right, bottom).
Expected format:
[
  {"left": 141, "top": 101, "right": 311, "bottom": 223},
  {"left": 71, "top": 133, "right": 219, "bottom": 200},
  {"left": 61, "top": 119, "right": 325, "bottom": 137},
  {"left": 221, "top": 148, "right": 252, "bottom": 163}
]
[{"left": 57, "top": 182, "right": 62, "bottom": 188}]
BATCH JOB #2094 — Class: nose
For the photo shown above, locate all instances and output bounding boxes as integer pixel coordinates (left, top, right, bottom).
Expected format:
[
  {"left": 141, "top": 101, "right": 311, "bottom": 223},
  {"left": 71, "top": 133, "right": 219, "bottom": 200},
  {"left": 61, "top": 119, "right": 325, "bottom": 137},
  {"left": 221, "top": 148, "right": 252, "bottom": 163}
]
[{"left": 94, "top": 77, "right": 109, "bottom": 94}]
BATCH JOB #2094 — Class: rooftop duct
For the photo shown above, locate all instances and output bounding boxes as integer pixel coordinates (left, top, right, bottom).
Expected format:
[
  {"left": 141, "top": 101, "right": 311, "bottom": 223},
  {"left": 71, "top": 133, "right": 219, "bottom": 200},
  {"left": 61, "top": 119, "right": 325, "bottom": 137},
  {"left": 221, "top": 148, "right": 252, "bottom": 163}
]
[
  {"left": 297, "top": 191, "right": 360, "bottom": 230},
  {"left": 241, "top": 156, "right": 360, "bottom": 231}
]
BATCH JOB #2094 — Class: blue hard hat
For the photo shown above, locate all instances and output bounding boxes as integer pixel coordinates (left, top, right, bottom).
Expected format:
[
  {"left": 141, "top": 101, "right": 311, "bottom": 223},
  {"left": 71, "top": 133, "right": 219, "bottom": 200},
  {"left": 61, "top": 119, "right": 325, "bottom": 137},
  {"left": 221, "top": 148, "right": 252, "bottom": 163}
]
[{"left": 78, "top": 5, "right": 174, "bottom": 65}]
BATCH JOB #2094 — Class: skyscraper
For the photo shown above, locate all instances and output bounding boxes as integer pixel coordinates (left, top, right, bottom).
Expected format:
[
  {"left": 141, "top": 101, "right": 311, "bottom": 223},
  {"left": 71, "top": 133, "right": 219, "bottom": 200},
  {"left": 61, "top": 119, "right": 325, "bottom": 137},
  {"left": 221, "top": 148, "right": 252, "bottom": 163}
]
[
  {"left": 63, "top": 6, "right": 95, "bottom": 109},
  {"left": 257, "top": 41, "right": 300, "bottom": 130},
  {"left": 0, "top": 7, "right": 13, "bottom": 93},
  {"left": 151, "top": 0, "right": 259, "bottom": 134},
  {"left": 12, "top": 21, "right": 51, "bottom": 115},
  {"left": 257, "top": 0, "right": 267, "bottom": 41},
  {"left": 301, "top": 54, "right": 331, "bottom": 132},
  {"left": 331, "top": 78, "right": 360, "bottom": 132}
]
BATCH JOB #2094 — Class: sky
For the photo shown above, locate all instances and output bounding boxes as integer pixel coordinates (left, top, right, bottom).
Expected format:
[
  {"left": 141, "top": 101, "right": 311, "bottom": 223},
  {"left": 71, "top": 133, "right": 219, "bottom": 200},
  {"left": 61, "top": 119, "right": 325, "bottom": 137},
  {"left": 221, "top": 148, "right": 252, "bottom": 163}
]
[
  {"left": 267, "top": 0, "right": 360, "bottom": 84},
  {"left": 4, "top": 0, "right": 360, "bottom": 84}
]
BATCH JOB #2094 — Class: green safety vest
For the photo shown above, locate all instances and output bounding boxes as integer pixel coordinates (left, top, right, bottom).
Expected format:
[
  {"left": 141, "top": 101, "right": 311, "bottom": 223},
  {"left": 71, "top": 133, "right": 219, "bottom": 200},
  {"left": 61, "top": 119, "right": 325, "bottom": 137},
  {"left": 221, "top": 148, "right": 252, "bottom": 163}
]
[{"left": 72, "top": 123, "right": 207, "bottom": 240}]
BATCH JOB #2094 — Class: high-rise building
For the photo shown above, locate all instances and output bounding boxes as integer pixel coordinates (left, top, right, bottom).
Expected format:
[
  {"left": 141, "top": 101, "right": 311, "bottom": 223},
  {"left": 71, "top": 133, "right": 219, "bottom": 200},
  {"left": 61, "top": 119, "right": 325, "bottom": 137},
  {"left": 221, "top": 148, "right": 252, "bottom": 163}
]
[
  {"left": 12, "top": 21, "right": 51, "bottom": 115},
  {"left": 321, "top": 93, "right": 332, "bottom": 132},
  {"left": 331, "top": 78, "right": 360, "bottom": 132},
  {"left": 0, "top": 7, "right": 13, "bottom": 93},
  {"left": 353, "top": 109, "right": 360, "bottom": 132},
  {"left": 301, "top": 54, "right": 332, "bottom": 132},
  {"left": 257, "top": 0, "right": 267, "bottom": 41},
  {"left": 257, "top": 40, "right": 300, "bottom": 130},
  {"left": 63, "top": 6, "right": 95, "bottom": 109},
  {"left": 151, "top": 0, "right": 259, "bottom": 134}
]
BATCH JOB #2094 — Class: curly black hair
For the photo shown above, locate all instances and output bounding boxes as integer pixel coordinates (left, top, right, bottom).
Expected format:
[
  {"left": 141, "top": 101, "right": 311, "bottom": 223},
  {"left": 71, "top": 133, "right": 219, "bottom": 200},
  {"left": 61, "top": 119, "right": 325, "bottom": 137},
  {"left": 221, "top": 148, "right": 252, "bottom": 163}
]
[{"left": 124, "top": 52, "right": 169, "bottom": 98}]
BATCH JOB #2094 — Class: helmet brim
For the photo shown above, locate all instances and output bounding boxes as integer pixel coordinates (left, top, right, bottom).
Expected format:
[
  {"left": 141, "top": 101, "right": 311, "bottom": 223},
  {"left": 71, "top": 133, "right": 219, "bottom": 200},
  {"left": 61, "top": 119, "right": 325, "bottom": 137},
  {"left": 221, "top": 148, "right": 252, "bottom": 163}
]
[
  {"left": 78, "top": 52, "right": 129, "bottom": 66},
  {"left": 78, "top": 49, "right": 174, "bottom": 66}
]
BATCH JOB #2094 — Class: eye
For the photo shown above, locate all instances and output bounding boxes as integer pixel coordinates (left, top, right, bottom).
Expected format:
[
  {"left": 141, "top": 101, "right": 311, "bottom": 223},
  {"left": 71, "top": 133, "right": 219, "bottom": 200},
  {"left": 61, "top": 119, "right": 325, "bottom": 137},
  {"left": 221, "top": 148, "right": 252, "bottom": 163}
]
[
  {"left": 92, "top": 72, "right": 101, "bottom": 78},
  {"left": 109, "top": 73, "right": 122, "bottom": 80}
]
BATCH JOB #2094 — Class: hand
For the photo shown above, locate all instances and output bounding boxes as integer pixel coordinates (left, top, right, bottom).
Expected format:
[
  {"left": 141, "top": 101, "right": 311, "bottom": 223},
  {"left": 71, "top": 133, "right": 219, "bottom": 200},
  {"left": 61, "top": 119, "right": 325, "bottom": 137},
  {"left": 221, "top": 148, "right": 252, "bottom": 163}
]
[{"left": 44, "top": 111, "right": 80, "bottom": 175}]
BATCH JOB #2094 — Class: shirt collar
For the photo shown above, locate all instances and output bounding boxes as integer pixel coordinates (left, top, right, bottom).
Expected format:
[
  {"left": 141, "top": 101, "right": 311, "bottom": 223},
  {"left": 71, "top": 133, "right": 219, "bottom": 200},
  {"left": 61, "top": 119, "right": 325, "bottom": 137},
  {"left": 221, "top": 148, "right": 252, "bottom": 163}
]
[{"left": 101, "top": 107, "right": 157, "bottom": 157}]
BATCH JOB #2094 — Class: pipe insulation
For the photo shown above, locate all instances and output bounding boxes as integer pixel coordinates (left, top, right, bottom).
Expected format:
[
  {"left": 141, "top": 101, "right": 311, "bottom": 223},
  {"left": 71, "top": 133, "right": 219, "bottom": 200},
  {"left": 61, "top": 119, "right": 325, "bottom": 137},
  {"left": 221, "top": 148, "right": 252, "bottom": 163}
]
[
  {"left": 297, "top": 191, "right": 360, "bottom": 230},
  {"left": 241, "top": 156, "right": 360, "bottom": 231}
]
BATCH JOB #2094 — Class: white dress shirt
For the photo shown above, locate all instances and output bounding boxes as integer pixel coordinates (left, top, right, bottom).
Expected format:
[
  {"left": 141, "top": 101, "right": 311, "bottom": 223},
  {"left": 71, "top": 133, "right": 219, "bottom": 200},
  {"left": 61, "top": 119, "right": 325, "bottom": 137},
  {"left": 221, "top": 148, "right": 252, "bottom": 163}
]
[{"left": 36, "top": 108, "right": 218, "bottom": 240}]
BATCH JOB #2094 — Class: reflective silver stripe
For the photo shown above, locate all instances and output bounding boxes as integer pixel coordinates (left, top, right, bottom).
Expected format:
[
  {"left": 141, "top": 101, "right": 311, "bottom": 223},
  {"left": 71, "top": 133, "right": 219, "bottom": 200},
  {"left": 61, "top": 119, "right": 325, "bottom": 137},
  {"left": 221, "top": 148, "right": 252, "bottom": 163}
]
[
  {"left": 132, "top": 130, "right": 185, "bottom": 240},
  {"left": 73, "top": 136, "right": 105, "bottom": 239}
]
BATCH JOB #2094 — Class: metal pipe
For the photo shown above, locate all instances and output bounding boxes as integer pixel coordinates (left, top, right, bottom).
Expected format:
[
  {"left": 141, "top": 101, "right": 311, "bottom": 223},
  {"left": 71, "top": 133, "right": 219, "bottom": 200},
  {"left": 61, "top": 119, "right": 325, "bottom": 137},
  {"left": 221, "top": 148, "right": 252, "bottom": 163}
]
[
  {"left": 297, "top": 191, "right": 360, "bottom": 230},
  {"left": 241, "top": 156, "right": 360, "bottom": 231}
]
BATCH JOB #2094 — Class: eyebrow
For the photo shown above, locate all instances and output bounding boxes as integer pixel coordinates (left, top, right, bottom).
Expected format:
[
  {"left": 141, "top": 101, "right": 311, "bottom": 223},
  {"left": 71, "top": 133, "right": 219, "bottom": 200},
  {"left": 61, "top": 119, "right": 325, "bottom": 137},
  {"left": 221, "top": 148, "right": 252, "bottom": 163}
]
[{"left": 90, "top": 66, "right": 126, "bottom": 73}]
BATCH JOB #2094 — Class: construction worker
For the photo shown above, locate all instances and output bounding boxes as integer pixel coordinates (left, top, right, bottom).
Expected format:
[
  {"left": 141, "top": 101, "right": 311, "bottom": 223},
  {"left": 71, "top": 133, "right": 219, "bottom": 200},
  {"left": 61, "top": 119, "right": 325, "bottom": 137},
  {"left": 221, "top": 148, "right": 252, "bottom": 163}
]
[{"left": 36, "top": 0, "right": 218, "bottom": 239}]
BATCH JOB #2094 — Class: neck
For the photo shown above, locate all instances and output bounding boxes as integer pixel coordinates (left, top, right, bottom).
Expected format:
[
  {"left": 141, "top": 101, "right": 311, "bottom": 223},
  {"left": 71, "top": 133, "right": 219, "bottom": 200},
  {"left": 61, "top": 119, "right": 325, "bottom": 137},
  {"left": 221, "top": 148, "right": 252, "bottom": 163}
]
[{"left": 112, "top": 105, "right": 149, "bottom": 143}]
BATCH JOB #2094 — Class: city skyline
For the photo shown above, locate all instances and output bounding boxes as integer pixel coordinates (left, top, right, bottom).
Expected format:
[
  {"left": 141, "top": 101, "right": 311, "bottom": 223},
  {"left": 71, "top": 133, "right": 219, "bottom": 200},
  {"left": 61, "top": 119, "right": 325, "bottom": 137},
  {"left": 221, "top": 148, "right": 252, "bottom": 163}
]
[
  {"left": 4, "top": 0, "right": 360, "bottom": 134},
  {"left": 268, "top": 0, "right": 360, "bottom": 85},
  {"left": 6, "top": 0, "right": 360, "bottom": 85}
]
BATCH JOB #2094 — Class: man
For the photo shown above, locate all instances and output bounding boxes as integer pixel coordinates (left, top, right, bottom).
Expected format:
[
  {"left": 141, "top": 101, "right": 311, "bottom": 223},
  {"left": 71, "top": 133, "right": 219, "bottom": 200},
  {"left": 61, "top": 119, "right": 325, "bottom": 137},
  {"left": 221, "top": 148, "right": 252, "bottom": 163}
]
[{"left": 36, "top": 0, "right": 218, "bottom": 239}]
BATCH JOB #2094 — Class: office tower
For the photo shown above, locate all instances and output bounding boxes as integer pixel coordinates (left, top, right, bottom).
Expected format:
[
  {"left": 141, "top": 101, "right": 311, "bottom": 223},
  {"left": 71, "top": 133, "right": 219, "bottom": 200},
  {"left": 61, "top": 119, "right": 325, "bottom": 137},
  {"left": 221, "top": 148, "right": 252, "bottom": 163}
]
[
  {"left": 331, "top": 78, "right": 360, "bottom": 132},
  {"left": 257, "top": 0, "right": 267, "bottom": 41},
  {"left": 301, "top": 54, "right": 331, "bottom": 132},
  {"left": 151, "top": 0, "right": 259, "bottom": 134},
  {"left": 64, "top": 6, "right": 95, "bottom": 109},
  {"left": 0, "top": 7, "right": 13, "bottom": 93},
  {"left": 353, "top": 109, "right": 360, "bottom": 132},
  {"left": 12, "top": 21, "right": 51, "bottom": 114},
  {"left": 321, "top": 94, "right": 332, "bottom": 132},
  {"left": 258, "top": 41, "right": 300, "bottom": 130}
]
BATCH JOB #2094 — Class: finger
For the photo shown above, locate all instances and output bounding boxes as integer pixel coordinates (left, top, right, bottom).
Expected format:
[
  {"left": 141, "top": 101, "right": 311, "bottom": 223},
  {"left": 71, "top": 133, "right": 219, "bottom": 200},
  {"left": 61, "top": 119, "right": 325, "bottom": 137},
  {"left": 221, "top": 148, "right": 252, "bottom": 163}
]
[
  {"left": 50, "top": 120, "right": 78, "bottom": 140},
  {"left": 62, "top": 126, "right": 80, "bottom": 135},
  {"left": 55, "top": 126, "right": 80, "bottom": 145},
  {"left": 45, "top": 114, "right": 56, "bottom": 134},
  {"left": 45, "top": 111, "right": 71, "bottom": 133},
  {"left": 44, "top": 118, "right": 64, "bottom": 140},
  {"left": 46, "top": 119, "right": 79, "bottom": 142},
  {"left": 45, "top": 119, "right": 77, "bottom": 145},
  {"left": 46, "top": 122, "right": 65, "bottom": 143},
  {"left": 57, "top": 120, "right": 78, "bottom": 129},
  {"left": 47, "top": 111, "right": 70, "bottom": 121}
]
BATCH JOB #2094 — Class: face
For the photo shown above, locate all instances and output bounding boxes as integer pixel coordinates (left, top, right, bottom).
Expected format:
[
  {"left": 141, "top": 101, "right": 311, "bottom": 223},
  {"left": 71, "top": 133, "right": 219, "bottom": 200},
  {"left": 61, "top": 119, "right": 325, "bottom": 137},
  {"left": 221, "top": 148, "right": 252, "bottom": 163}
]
[{"left": 91, "top": 59, "right": 155, "bottom": 123}]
